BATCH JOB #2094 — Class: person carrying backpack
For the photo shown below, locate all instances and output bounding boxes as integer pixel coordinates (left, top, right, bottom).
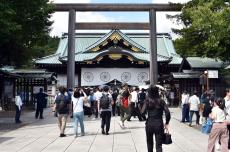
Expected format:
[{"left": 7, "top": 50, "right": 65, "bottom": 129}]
[
  {"left": 98, "top": 86, "right": 112, "bottom": 135},
  {"left": 55, "top": 86, "right": 70, "bottom": 137}
]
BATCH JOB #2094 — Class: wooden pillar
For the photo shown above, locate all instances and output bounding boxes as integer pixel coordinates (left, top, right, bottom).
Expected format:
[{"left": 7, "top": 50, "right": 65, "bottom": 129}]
[
  {"left": 78, "top": 67, "right": 81, "bottom": 87},
  {"left": 67, "top": 9, "right": 76, "bottom": 89},
  {"left": 149, "top": 9, "right": 158, "bottom": 85}
]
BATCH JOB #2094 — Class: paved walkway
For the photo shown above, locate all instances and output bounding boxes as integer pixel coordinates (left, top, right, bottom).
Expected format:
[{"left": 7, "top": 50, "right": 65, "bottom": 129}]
[{"left": 0, "top": 108, "right": 209, "bottom": 152}]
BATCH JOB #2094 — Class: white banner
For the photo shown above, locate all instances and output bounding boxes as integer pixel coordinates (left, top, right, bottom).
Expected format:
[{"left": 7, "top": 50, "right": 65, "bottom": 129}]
[
  {"left": 56, "top": 74, "right": 78, "bottom": 87},
  {"left": 208, "top": 70, "right": 218, "bottom": 79},
  {"left": 81, "top": 68, "right": 149, "bottom": 86}
]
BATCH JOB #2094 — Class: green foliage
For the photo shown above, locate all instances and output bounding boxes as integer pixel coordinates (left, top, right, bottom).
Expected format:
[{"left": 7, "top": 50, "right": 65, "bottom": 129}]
[
  {"left": 0, "top": 0, "right": 54, "bottom": 67},
  {"left": 169, "top": 0, "right": 230, "bottom": 61}
]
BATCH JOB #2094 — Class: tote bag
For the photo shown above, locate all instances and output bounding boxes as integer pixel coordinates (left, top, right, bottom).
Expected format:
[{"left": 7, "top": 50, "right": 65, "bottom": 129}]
[{"left": 163, "top": 129, "right": 172, "bottom": 145}]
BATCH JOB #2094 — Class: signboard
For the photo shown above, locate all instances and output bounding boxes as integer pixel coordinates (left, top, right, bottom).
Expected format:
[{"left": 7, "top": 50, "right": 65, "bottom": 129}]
[{"left": 208, "top": 70, "right": 218, "bottom": 79}]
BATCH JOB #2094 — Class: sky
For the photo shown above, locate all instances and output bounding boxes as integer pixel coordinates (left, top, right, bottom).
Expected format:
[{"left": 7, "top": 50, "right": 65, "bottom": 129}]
[{"left": 50, "top": 0, "right": 191, "bottom": 38}]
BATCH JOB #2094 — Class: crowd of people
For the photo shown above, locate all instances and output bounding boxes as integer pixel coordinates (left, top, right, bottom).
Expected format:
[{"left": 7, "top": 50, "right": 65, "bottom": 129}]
[
  {"left": 180, "top": 88, "right": 230, "bottom": 152},
  {"left": 14, "top": 84, "right": 230, "bottom": 152},
  {"left": 49, "top": 83, "right": 170, "bottom": 152}
]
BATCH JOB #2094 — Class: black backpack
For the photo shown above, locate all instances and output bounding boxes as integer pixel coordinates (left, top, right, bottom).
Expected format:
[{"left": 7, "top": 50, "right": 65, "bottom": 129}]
[
  {"left": 56, "top": 94, "right": 68, "bottom": 113},
  {"left": 100, "top": 93, "right": 110, "bottom": 109}
]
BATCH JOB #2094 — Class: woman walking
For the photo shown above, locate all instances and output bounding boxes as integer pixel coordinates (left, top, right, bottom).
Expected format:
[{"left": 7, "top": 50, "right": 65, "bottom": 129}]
[
  {"left": 207, "top": 98, "right": 228, "bottom": 152},
  {"left": 142, "top": 85, "right": 171, "bottom": 152},
  {"left": 72, "top": 88, "right": 87, "bottom": 138}
]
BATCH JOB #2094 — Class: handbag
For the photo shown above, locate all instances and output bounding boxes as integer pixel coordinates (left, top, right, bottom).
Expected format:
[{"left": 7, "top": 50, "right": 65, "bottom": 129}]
[
  {"left": 201, "top": 118, "right": 213, "bottom": 134},
  {"left": 163, "top": 129, "right": 172, "bottom": 145}
]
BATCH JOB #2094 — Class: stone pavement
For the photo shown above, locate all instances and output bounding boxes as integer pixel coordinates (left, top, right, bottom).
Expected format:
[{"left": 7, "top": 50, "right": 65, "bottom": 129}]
[{"left": 0, "top": 108, "right": 210, "bottom": 152}]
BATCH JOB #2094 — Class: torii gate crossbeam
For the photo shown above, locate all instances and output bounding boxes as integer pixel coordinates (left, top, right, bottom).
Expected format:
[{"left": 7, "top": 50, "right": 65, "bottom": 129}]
[{"left": 53, "top": 3, "right": 182, "bottom": 89}]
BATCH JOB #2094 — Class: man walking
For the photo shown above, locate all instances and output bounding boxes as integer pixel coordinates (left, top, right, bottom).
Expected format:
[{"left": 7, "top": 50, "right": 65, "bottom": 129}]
[
  {"left": 128, "top": 87, "right": 143, "bottom": 121},
  {"left": 98, "top": 86, "right": 112, "bottom": 135},
  {"left": 15, "top": 92, "right": 23, "bottom": 123},
  {"left": 94, "top": 87, "right": 102, "bottom": 119},
  {"left": 181, "top": 90, "right": 190, "bottom": 122},
  {"left": 188, "top": 91, "right": 200, "bottom": 126},
  {"left": 35, "top": 88, "right": 48, "bottom": 119},
  {"left": 55, "top": 86, "right": 70, "bottom": 137}
]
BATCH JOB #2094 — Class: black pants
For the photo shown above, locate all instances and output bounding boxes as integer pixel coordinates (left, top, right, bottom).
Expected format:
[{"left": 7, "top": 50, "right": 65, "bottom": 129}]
[
  {"left": 35, "top": 106, "right": 44, "bottom": 119},
  {"left": 139, "top": 102, "right": 147, "bottom": 120},
  {"left": 101, "top": 111, "right": 111, "bottom": 133},
  {"left": 15, "top": 106, "right": 21, "bottom": 122},
  {"left": 128, "top": 102, "right": 142, "bottom": 121},
  {"left": 116, "top": 105, "right": 120, "bottom": 116},
  {"left": 181, "top": 104, "right": 190, "bottom": 122},
  {"left": 112, "top": 102, "right": 116, "bottom": 116},
  {"left": 94, "top": 101, "right": 98, "bottom": 118},
  {"left": 189, "top": 110, "right": 200, "bottom": 125},
  {"left": 146, "top": 119, "right": 164, "bottom": 152}
]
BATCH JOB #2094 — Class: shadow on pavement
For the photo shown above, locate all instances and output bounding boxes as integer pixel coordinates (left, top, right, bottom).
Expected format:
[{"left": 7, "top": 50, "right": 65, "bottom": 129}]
[{"left": 0, "top": 137, "right": 14, "bottom": 144}]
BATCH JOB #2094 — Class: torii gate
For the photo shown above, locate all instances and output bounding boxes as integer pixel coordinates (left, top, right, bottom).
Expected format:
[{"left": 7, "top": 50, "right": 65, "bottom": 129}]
[{"left": 54, "top": 3, "right": 182, "bottom": 89}]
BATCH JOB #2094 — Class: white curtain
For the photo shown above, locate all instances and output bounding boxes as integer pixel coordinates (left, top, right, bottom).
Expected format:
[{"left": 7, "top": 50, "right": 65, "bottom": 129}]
[{"left": 81, "top": 68, "right": 149, "bottom": 86}]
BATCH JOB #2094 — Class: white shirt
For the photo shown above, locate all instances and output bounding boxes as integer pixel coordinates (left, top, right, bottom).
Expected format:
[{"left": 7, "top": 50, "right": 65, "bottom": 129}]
[
  {"left": 15, "top": 95, "right": 23, "bottom": 110},
  {"left": 181, "top": 93, "right": 189, "bottom": 105},
  {"left": 94, "top": 91, "right": 102, "bottom": 101},
  {"left": 72, "top": 96, "right": 84, "bottom": 113},
  {"left": 224, "top": 96, "right": 230, "bottom": 120},
  {"left": 130, "top": 91, "right": 138, "bottom": 103},
  {"left": 188, "top": 95, "right": 200, "bottom": 111},
  {"left": 211, "top": 106, "right": 226, "bottom": 123}
]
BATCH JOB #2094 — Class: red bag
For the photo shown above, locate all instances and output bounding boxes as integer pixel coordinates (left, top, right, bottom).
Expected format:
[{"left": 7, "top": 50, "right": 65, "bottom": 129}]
[{"left": 122, "top": 97, "right": 129, "bottom": 108}]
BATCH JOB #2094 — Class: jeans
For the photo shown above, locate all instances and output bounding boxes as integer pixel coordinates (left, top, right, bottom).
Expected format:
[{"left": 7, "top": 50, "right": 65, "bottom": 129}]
[
  {"left": 101, "top": 111, "right": 111, "bottom": 132},
  {"left": 182, "top": 104, "right": 190, "bottom": 122},
  {"left": 73, "top": 111, "right": 84, "bottom": 135},
  {"left": 189, "top": 110, "right": 200, "bottom": 125},
  {"left": 146, "top": 119, "right": 164, "bottom": 152},
  {"left": 15, "top": 106, "right": 21, "bottom": 122}
]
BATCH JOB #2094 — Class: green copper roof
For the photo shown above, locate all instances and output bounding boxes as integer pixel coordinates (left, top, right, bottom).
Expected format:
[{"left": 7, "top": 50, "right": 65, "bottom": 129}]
[
  {"left": 35, "top": 30, "right": 182, "bottom": 65},
  {"left": 60, "top": 52, "right": 170, "bottom": 62},
  {"left": 186, "top": 57, "right": 223, "bottom": 69},
  {"left": 35, "top": 53, "right": 62, "bottom": 64},
  {"left": 84, "top": 30, "right": 147, "bottom": 53}
]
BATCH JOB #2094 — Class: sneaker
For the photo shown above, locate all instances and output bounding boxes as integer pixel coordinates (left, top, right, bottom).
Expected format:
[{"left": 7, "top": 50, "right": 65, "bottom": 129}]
[
  {"left": 81, "top": 133, "right": 85, "bottom": 136},
  {"left": 102, "top": 130, "right": 105, "bottom": 135},
  {"left": 119, "top": 121, "right": 125, "bottom": 128},
  {"left": 60, "top": 134, "right": 66, "bottom": 137},
  {"left": 105, "top": 132, "right": 109, "bottom": 135},
  {"left": 189, "top": 124, "right": 192, "bottom": 127}
]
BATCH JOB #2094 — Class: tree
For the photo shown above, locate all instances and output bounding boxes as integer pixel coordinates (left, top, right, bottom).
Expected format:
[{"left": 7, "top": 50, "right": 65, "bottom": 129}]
[
  {"left": 0, "top": 0, "right": 54, "bottom": 66},
  {"left": 169, "top": 0, "right": 230, "bottom": 61}
]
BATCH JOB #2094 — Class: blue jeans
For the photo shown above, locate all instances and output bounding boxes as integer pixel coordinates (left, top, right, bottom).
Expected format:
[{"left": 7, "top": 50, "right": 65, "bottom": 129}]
[{"left": 73, "top": 111, "right": 84, "bottom": 135}]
